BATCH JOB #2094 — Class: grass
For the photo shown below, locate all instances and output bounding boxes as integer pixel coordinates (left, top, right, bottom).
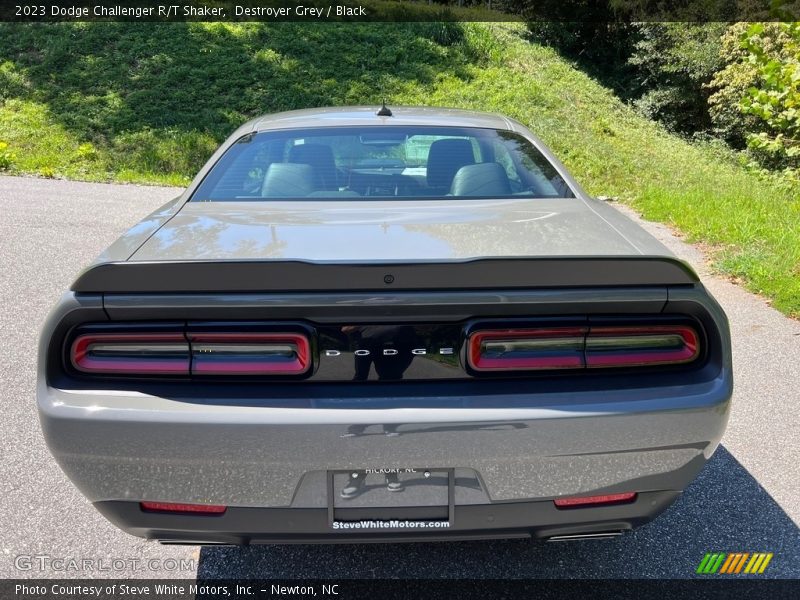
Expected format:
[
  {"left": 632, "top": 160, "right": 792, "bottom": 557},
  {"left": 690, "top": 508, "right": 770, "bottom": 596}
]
[{"left": 0, "top": 21, "right": 797, "bottom": 316}]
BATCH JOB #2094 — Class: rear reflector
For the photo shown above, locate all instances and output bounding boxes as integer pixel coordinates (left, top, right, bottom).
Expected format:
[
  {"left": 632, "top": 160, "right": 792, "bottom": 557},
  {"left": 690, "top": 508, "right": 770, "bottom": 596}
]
[
  {"left": 140, "top": 502, "right": 227, "bottom": 515},
  {"left": 71, "top": 333, "right": 190, "bottom": 374},
  {"left": 468, "top": 328, "right": 586, "bottom": 371},
  {"left": 187, "top": 332, "right": 310, "bottom": 375},
  {"left": 554, "top": 492, "right": 637, "bottom": 508},
  {"left": 467, "top": 324, "right": 700, "bottom": 373}
]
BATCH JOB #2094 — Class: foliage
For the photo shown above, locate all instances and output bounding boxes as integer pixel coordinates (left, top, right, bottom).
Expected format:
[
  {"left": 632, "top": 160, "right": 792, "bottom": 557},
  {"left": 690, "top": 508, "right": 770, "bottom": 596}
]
[
  {"left": 739, "top": 22, "right": 800, "bottom": 174},
  {"left": 706, "top": 22, "right": 775, "bottom": 147},
  {"left": 526, "top": 22, "right": 727, "bottom": 137},
  {"left": 525, "top": 21, "right": 638, "bottom": 92},
  {"left": 0, "top": 140, "right": 15, "bottom": 170},
  {"left": 0, "top": 22, "right": 797, "bottom": 315},
  {"left": 626, "top": 23, "right": 727, "bottom": 136},
  {"left": 0, "top": 60, "right": 28, "bottom": 100}
]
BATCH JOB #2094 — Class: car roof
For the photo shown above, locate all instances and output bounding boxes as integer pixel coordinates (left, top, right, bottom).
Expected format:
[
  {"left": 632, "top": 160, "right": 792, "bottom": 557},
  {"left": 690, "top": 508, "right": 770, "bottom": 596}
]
[{"left": 250, "top": 106, "right": 515, "bottom": 132}]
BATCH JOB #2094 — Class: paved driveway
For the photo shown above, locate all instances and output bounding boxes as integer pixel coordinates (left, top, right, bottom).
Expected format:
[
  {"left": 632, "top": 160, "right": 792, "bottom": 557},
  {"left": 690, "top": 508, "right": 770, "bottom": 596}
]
[{"left": 1, "top": 175, "right": 797, "bottom": 579}]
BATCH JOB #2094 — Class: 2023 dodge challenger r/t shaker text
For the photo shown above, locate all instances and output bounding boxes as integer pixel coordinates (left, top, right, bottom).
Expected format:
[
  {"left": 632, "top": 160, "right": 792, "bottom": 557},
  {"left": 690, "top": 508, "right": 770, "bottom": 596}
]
[{"left": 38, "top": 106, "right": 732, "bottom": 544}]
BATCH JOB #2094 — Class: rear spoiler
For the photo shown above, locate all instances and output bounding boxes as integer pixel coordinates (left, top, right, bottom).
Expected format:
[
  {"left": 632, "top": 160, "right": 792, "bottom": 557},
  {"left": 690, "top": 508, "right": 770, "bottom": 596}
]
[{"left": 70, "top": 257, "right": 699, "bottom": 294}]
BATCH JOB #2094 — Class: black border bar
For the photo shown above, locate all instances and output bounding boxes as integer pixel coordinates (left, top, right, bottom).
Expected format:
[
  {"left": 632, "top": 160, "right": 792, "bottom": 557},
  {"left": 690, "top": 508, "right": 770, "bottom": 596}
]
[
  {"left": 3, "top": 1, "right": 799, "bottom": 23},
  {"left": 4, "top": 579, "right": 800, "bottom": 599}
]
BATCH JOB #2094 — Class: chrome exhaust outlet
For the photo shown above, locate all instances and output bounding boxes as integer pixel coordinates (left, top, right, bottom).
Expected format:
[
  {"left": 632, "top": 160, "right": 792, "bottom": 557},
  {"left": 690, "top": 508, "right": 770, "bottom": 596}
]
[
  {"left": 158, "top": 540, "right": 232, "bottom": 546},
  {"left": 547, "top": 531, "right": 623, "bottom": 542}
]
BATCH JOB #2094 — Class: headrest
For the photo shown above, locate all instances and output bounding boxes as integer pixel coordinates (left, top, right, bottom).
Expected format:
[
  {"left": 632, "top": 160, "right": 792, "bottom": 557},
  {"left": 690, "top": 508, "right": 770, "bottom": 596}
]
[
  {"left": 450, "top": 162, "right": 512, "bottom": 197},
  {"left": 261, "top": 163, "right": 316, "bottom": 197},
  {"left": 287, "top": 143, "right": 338, "bottom": 190},
  {"left": 426, "top": 138, "right": 475, "bottom": 189}
]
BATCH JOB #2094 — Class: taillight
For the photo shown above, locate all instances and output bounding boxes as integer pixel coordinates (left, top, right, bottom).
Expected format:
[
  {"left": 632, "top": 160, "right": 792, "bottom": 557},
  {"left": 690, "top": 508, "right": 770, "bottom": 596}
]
[
  {"left": 554, "top": 492, "right": 637, "bottom": 509},
  {"left": 70, "top": 333, "right": 190, "bottom": 374},
  {"left": 188, "top": 332, "right": 310, "bottom": 375},
  {"left": 585, "top": 326, "right": 699, "bottom": 368},
  {"left": 468, "top": 328, "right": 586, "bottom": 372},
  {"left": 140, "top": 502, "right": 226, "bottom": 515},
  {"left": 69, "top": 327, "right": 311, "bottom": 377},
  {"left": 467, "top": 323, "right": 700, "bottom": 373}
]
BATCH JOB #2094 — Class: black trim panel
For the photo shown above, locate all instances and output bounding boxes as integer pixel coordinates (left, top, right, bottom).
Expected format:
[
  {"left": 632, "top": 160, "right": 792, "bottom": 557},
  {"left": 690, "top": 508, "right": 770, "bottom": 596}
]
[{"left": 71, "top": 257, "right": 698, "bottom": 293}]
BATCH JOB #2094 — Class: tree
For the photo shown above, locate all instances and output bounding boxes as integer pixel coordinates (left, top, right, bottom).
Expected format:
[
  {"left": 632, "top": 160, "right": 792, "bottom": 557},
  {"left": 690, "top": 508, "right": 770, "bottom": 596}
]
[{"left": 739, "top": 22, "right": 800, "bottom": 173}]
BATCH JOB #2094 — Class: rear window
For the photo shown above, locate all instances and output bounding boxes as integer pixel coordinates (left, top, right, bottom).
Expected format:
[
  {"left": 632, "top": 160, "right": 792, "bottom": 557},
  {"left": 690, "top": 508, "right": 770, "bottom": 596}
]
[{"left": 191, "top": 126, "right": 573, "bottom": 201}]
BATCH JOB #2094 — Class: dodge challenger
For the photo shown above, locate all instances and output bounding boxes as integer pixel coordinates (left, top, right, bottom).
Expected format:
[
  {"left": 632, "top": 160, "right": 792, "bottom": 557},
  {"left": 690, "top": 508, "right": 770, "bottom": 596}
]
[{"left": 37, "top": 106, "right": 732, "bottom": 543}]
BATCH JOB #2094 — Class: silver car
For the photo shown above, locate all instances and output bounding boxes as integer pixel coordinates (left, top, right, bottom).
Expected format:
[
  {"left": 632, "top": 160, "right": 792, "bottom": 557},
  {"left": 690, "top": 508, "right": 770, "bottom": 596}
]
[{"left": 38, "top": 106, "right": 732, "bottom": 543}]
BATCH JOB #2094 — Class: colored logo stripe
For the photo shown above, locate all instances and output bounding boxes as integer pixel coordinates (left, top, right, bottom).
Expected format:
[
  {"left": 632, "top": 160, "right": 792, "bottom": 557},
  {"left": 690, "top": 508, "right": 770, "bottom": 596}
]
[
  {"left": 720, "top": 553, "right": 747, "bottom": 573},
  {"left": 745, "top": 553, "right": 774, "bottom": 574},
  {"left": 697, "top": 553, "right": 725, "bottom": 573},
  {"left": 698, "top": 553, "right": 773, "bottom": 574}
]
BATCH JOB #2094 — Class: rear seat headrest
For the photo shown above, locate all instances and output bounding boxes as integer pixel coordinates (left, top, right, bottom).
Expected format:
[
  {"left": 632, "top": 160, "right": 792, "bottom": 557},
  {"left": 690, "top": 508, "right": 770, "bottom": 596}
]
[
  {"left": 426, "top": 138, "right": 476, "bottom": 189},
  {"left": 261, "top": 163, "right": 316, "bottom": 197},
  {"left": 288, "top": 143, "right": 338, "bottom": 190},
  {"left": 450, "top": 162, "right": 512, "bottom": 196}
]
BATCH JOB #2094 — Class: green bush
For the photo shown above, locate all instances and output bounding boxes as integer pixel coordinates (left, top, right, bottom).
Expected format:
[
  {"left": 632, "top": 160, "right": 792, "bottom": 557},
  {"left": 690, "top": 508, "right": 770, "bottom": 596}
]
[
  {"left": 419, "top": 21, "right": 464, "bottom": 47},
  {"left": 526, "top": 22, "right": 727, "bottom": 137},
  {"left": 0, "top": 140, "right": 15, "bottom": 170},
  {"left": 0, "top": 61, "right": 27, "bottom": 100},
  {"left": 461, "top": 22, "right": 503, "bottom": 63},
  {"left": 74, "top": 142, "right": 98, "bottom": 162},
  {"left": 626, "top": 23, "right": 726, "bottom": 136},
  {"left": 707, "top": 23, "right": 790, "bottom": 150},
  {"left": 739, "top": 22, "right": 800, "bottom": 174}
]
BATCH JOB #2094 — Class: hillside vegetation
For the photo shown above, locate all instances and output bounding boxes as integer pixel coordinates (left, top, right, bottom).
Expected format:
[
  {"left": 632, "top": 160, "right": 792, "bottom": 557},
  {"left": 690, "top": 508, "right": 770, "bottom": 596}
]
[{"left": 0, "top": 22, "right": 797, "bottom": 316}]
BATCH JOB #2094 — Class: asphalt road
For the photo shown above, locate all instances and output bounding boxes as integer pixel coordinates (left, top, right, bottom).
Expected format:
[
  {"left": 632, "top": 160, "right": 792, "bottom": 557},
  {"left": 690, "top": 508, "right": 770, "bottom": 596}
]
[{"left": 1, "top": 175, "right": 798, "bottom": 580}]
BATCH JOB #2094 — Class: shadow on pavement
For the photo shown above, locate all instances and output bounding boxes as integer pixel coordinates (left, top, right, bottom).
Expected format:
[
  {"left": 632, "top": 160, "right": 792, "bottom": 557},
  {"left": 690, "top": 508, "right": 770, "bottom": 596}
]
[{"left": 198, "top": 447, "right": 799, "bottom": 578}]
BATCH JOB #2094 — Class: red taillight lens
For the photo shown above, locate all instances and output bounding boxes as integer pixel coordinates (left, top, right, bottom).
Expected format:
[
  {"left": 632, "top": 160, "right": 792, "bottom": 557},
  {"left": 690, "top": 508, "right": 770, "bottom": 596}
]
[
  {"left": 187, "top": 332, "right": 310, "bottom": 375},
  {"left": 468, "top": 328, "right": 587, "bottom": 371},
  {"left": 70, "top": 333, "right": 190, "bottom": 374},
  {"left": 140, "top": 502, "right": 226, "bottom": 515},
  {"left": 554, "top": 492, "right": 637, "bottom": 508},
  {"left": 70, "top": 329, "right": 311, "bottom": 377},
  {"left": 585, "top": 326, "right": 699, "bottom": 368},
  {"left": 467, "top": 323, "right": 700, "bottom": 373}
]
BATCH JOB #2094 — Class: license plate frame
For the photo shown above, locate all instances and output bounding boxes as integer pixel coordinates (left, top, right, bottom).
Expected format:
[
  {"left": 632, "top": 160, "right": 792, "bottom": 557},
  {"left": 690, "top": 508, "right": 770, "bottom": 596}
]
[{"left": 327, "top": 468, "right": 455, "bottom": 529}]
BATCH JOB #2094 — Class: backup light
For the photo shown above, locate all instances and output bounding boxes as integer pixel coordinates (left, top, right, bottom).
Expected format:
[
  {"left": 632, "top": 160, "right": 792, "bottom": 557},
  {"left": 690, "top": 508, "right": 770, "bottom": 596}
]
[
  {"left": 188, "top": 332, "right": 310, "bottom": 375},
  {"left": 468, "top": 328, "right": 586, "bottom": 371},
  {"left": 585, "top": 325, "right": 699, "bottom": 368}
]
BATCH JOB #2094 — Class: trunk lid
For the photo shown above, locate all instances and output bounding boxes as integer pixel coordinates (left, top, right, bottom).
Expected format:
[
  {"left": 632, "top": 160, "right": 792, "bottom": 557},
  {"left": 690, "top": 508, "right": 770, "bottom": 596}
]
[
  {"left": 72, "top": 198, "right": 698, "bottom": 293},
  {"left": 128, "top": 198, "right": 651, "bottom": 262}
]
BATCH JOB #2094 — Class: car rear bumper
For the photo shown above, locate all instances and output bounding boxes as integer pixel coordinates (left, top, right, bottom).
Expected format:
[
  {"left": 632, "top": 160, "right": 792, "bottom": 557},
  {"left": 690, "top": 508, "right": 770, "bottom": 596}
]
[
  {"left": 38, "top": 370, "right": 730, "bottom": 542},
  {"left": 94, "top": 491, "right": 681, "bottom": 544}
]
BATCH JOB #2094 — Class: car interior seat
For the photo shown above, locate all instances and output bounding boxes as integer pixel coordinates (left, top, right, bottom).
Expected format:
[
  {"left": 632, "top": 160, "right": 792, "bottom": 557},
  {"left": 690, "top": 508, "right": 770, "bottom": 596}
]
[
  {"left": 449, "top": 162, "right": 512, "bottom": 197},
  {"left": 261, "top": 163, "right": 317, "bottom": 197},
  {"left": 288, "top": 143, "right": 339, "bottom": 190},
  {"left": 426, "top": 139, "right": 476, "bottom": 193}
]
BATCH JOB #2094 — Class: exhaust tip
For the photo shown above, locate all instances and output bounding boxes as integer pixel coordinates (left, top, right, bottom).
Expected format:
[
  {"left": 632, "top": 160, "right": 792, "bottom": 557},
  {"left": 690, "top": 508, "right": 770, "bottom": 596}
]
[
  {"left": 158, "top": 540, "right": 232, "bottom": 546},
  {"left": 547, "top": 531, "right": 624, "bottom": 542}
]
